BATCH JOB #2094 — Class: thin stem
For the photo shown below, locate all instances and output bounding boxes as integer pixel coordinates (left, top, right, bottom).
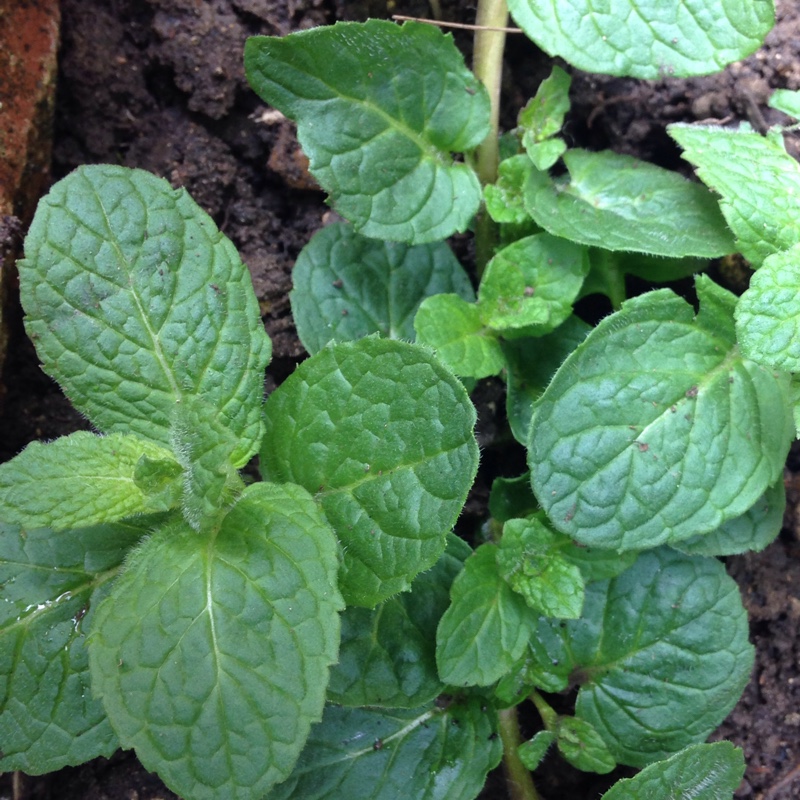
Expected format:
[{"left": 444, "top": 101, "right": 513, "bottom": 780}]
[
  {"left": 498, "top": 706, "right": 542, "bottom": 800},
  {"left": 472, "top": 0, "right": 508, "bottom": 275}
]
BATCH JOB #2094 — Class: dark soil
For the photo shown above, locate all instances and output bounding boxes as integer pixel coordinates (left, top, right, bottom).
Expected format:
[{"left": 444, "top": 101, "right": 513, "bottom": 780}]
[{"left": 3, "top": 1, "right": 800, "bottom": 798}]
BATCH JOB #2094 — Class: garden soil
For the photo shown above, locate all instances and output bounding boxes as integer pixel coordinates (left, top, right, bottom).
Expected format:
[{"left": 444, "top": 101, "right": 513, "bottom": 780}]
[{"left": 2, "top": 0, "right": 800, "bottom": 798}]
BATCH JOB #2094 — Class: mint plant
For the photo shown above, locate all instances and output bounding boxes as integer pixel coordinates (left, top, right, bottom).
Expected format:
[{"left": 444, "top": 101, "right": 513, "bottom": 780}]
[
  {"left": 2, "top": 1, "right": 792, "bottom": 798},
  {"left": 0, "top": 165, "right": 480, "bottom": 799}
]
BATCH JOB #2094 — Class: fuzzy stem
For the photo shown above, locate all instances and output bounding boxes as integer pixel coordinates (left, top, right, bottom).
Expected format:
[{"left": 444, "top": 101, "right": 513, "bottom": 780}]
[
  {"left": 472, "top": 0, "right": 508, "bottom": 275},
  {"left": 498, "top": 706, "right": 542, "bottom": 800}
]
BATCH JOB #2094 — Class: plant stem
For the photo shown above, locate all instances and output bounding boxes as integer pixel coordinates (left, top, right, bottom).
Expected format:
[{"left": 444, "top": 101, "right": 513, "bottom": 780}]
[
  {"left": 472, "top": 0, "right": 508, "bottom": 275},
  {"left": 498, "top": 706, "right": 542, "bottom": 800}
]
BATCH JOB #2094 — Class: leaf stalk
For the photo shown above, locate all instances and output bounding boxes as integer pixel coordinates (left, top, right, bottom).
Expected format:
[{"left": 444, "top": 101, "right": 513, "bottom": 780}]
[{"left": 498, "top": 706, "right": 542, "bottom": 800}]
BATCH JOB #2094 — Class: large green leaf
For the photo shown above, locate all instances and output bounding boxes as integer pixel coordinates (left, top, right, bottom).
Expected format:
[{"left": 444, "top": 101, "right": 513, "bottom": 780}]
[
  {"left": 0, "top": 432, "right": 181, "bottom": 530},
  {"left": 328, "top": 534, "right": 470, "bottom": 708},
  {"left": 244, "top": 21, "right": 490, "bottom": 243},
  {"left": 508, "top": 0, "right": 774, "bottom": 79},
  {"left": 529, "top": 277, "right": 793, "bottom": 550},
  {"left": 0, "top": 520, "right": 148, "bottom": 773},
  {"left": 268, "top": 698, "right": 502, "bottom": 800},
  {"left": 600, "top": 742, "right": 745, "bottom": 800},
  {"left": 89, "top": 483, "right": 342, "bottom": 800},
  {"left": 670, "top": 124, "right": 800, "bottom": 266},
  {"left": 290, "top": 223, "right": 474, "bottom": 355},
  {"left": 19, "top": 165, "right": 271, "bottom": 463},
  {"left": 523, "top": 149, "right": 735, "bottom": 257},
  {"left": 261, "top": 337, "right": 479, "bottom": 607},
  {"left": 529, "top": 548, "right": 753, "bottom": 767},
  {"left": 436, "top": 544, "right": 536, "bottom": 687}
]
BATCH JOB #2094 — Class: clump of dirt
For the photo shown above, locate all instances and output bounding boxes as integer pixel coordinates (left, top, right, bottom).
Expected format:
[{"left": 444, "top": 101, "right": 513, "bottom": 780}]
[{"left": 4, "top": 1, "right": 800, "bottom": 798}]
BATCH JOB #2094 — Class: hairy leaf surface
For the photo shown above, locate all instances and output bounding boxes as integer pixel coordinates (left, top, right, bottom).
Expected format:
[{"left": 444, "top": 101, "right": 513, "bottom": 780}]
[
  {"left": 261, "top": 337, "right": 478, "bottom": 607},
  {"left": 19, "top": 165, "right": 271, "bottom": 463},
  {"left": 291, "top": 223, "right": 474, "bottom": 354},
  {"left": 601, "top": 742, "right": 745, "bottom": 799},
  {"left": 89, "top": 484, "right": 342, "bottom": 800},
  {"left": 529, "top": 278, "right": 793, "bottom": 550},
  {"left": 268, "top": 698, "right": 502, "bottom": 800},
  {"left": 245, "top": 21, "right": 490, "bottom": 243},
  {"left": 0, "top": 432, "right": 181, "bottom": 530},
  {"left": 507, "top": 0, "right": 774, "bottom": 79},
  {"left": 670, "top": 124, "right": 800, "bottom": 265},
  {"left": 0, "top": 520, "right": 148, "bottom": 772},
  {"left": 523, "top": 149, "right": 735, "bottom": 257},
  {"left": 529, "top": 548, "right": 753, "bottom": 767}
]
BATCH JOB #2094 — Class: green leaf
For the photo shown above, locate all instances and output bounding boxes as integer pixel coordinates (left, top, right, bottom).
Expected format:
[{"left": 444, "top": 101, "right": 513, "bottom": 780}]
[
  {"left": 670, "top": 124, "right": 800, "bottom": 265},
  {"left": 0, "top": 519, "right": 148, "bottom": 773},
  {"left": 503, "top": 316, "right": 590, "bottom": 445},
  {"left": 170, "top": 397, "right": 242, "bottom": 532},
  {"left": 436, "top": 544, "right": 536, "bottom": 687},
  {"left": 518, "top": 730, "right": 556, "bottom": 771},
  {"left": 327, "top": 533, "right": 470, "bottom": 708},
  {"left": 488, "top": 473, "right": 538, "bottom": 523},
  {"left": 601, "top": 742, "right": 745, "bottom": 800},
  {"left": 0, "top": 432, "right": 182, "bottom": 530},
  {"left": 497, "top": 518, "right": 584, "bottom": 619},
  {"left": 415, "top": 294, "right": 505, "bottom": 379},
  {"left": 268, "top": 697, "right": 502, "bottom": 800},
  {"left": 507, "top": 0, "right": 774, "bottom": 79},
  {"left": 672, "top": 480, "right": 785, "bottom": 557},
  {"left": 484, "top": 155, "right": 535, "bottom": 225},
  {"left": 736, "top": 243, "right": 800, "bottom": 370},
  {"left": 261, "top": 336, "right": 479, "bottom": 607},
  {"left": 89, "top": 483, "right": 342, "bottom": 800},
  {"left": 530, "top": 548, "right": 753, "bottom": 767},
  {"left": 529, "top": 277, "right": 793, "bottom": 550},
  {"left": 519, "top": 66, "right": 571, "bottom": 170},
  {"left": 244, "top": 21, "right": 490, "bottom": 244},
  {"left": 290, "top": 222, "right": 474, "bottom": 355},
  {"left": 478, "top": 234, "right": 590, "bottom": 337},
  {"left": 556, "top": 716, "right": 616, "bottom": 774},
  {"left": 19, "top": 165, "right": 271, "bottom": 463},
  {"left": 769, "top": 88, "right": 800, "bottom": 120},
  {"left": 523, "top": 149, "right": 735, "bottom": 258}
]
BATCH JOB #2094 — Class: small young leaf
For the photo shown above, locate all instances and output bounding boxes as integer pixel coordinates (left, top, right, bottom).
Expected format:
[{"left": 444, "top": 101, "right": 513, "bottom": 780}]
[
  {"left": 436, "top": 545, "right": 536, "bottom": 687},
  {"left": 529, "top": 278, "right": 793, "bottom": 550},
  {"left": 530, "top": 548, "right": 753, "bottom": 767},
  {"left": 518, "top": 730, "right": 556, "bottom": 770},
  {"left": 519, "top": 65, "right": 571, "bottom": 170},
  {"left": 672, "top": 480, "right": 785, "bottom": 557},
  {"left": 170, "top": 397, "right": 242, "bottom": 532},
  {"left": 670, "top": 124, "right": 800, "bottom": 265},
  {"left": 478, "top": 234, "right": 590, "bottom": 337},
  {"left": 497, "top": 518, "right": 585, "bottom": 619},
  {"left": 736, "top": 243, "right": 800, "bottom": 371},
  {"left": 290, "top": 222, "right": 474, "bottom": 354},
  {"left": 268, "top": 697, "right": 502, "bottom": 800},
  {"left": 484, "top": 155, "right": 535, "bottom": 225},
  {"left": 0, "top": 432, "right": 182, "bottom": 530},
  {"left": 507, "top": 0, "right": 774, "bottom": 79},
  {"left": 769, "top": 88, "right": 800, "bottom": 120},
  {"left": 89, "top": 483, "right": 342, "bottom": 800},
  {"left": 556, "top": 716, "right": 616, "bottom": 774},
  {"left": 414, "top": 294, "right": 505, "bottom": 379},
  {"left": 600, "top": 741, "right": 745, "bottom": 800},
  {"left": 488, "top": 473, "right": 538, "bottom": 523},
  {"left": 0, "top": 519, "right": 148, "bottom": 773},
  {"left": 261, "top": 337, "right": 479, "bottom": 607},
  {"left": 327, "top": 533, "right": 470, "bottom": 708},
  {"left": 19, "top": 165, "right": 271, "bottom": 463},
  {"left": 244, "top": 21, "right": 490, "bottom": 243},
  {"left": 523, "top": 149, "right": 735, "bottom": 258},
  {"left": 503, "top": 316, "right": 591, "bottom": 445}
]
